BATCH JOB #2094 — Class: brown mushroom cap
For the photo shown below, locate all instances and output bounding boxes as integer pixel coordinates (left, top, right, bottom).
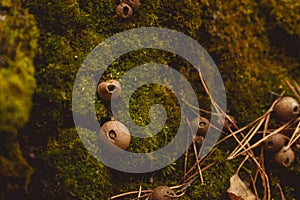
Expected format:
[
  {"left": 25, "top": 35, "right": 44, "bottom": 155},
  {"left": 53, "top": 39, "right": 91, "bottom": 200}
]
[
  {"left": 273, "top": 96, "right": 299, "bottom": 122},
  {"left": 274, "top": 147, "right": 295, "bottom": 168},
  {"left": 191, "top": 116, "right": 210, "bottom": 137},
  {"left": 120, "top": 0, "right": 141, "bottom": 11},
  {"left": 150, "top": 186, "right": 177, "bottom": 200},
  {"left": 263, "top": 133, "right": 286, "bottom": 152},
  {"left": 97, "top": 80, "right": 121, "bottom": 100},
  {"left": 99, "top": 120, "right": 131, "bottom": 150},
  {"left": 116, "top": 3, "right": 133, "bottom": 19}
]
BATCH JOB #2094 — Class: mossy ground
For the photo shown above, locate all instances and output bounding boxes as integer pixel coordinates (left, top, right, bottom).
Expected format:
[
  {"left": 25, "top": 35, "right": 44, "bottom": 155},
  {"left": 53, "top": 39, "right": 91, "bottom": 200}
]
[{"left": 0, "top": 0, "right": 299, "bottom": 199}]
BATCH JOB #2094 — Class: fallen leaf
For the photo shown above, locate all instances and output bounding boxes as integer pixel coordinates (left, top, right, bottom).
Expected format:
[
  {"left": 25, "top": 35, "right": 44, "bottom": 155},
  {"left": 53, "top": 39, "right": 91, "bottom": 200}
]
[{"left": 227, "top": 174, "right": 258, "bottom": 200}]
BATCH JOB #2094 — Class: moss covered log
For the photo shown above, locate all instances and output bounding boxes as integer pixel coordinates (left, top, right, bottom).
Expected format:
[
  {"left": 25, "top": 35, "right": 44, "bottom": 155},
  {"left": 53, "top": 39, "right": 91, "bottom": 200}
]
[{"left": 0, "top": 0, "right": 39, "bottom": 199}]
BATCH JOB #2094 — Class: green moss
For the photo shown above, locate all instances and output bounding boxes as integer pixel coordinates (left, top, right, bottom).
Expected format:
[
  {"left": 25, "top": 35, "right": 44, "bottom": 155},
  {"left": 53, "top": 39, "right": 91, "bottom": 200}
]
[
  {"left": 0, "top": 0, "right": 39, "bottom": 134},
  {"left": 0, "top": 0, "right": 39, "bottom": 198},
  {"left": 261, "top": 0, "right": 300, "bottom": 37},
  {"left": 0, "top": 141, "right": 34, "bottom": 199},
  {"left": 30, "top": 128, "right": 112, "bottom": 199},
  {"left": 15, "top": 0, "right": 300, "bottom": 199}
]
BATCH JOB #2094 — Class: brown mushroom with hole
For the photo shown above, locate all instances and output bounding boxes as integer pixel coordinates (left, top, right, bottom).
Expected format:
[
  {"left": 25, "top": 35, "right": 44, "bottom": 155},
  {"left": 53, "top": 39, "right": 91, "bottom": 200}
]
[
  {"left": 273, "top": 96, "right": 299, "bottom": 122},
  {"left": 191, "top": 116, "right": 210, "bottom": 137},
  {"left": 274, "top": 147, "right": 295, "bottom": 168},
  {"left": 150, "top": 186, "right": 177, "bottom": 200},
  {"left": 120, "top": 0, "right": 141, "bottom": 11},
  {"left": 97, "top": 80, "right": 121, "bottom": 100},
  {"left": 116, "top": 3, "right": 133, "bottom": 19},
  {"left": 99, "top": 120, "right": 131, "bottom": 150},
  {"left": 263, "top": 133, "right": 286, "bottom": 152},
  {"left": 191, "top": 117, "right": 210, "bottom": 145}
]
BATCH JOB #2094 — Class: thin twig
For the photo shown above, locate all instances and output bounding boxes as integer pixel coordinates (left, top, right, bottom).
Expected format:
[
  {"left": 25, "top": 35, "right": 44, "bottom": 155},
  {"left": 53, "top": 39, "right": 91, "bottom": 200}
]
[
  {"left": 227, "top": 94, "right": 285, "bottom": 160},
  {"left": 109, "top": 190, "right": 152, "bottom": 200},
  {"left": 184, "top": 138, "right": 189, "bottom": 183},
  {"left": 179, "top": 146, "right": 217, "bottom": 184},
  {"left": 293, "top": 80, "right": 300, "bottom": 100},
  {"left": 285, "top": 79, "right": 300, "bottom": 100},
  {"left": 184, "top": 162, "right": 217, "bottom": 184},
  {"left": 285, "top": 118, "right": 300, "bottom": 150},
  {"left": 228, "top": 116, "right": 266, "bottom": 160},
  {"left": 138, "top": 185, "right": 142, "bottom": 198},
  {"left": 236, "top": 155, "right": 249, "bottom": 174},
  {"left": 251, "top": 155, "right": 271, "bottom": 200},
  {"left": 132, "top": 193, "right": 151, "bottom": 200},
  {"left": 276, "top": 182, "right": 286, "bottom": 200},
  {"left": 249, "top": 173, "right": 259, "bottom": 198},
  {"left": 181, "top": 98, "right": 217, "bottom": 115},
  {"left": 232, "top": 120, "right": 292, "bottom": 159},
  {"left": 186, "top": 117, "right": 204, "bottom": 184},
  {"left": 193, "top": 141, "right": 204, "bottom": 183}
]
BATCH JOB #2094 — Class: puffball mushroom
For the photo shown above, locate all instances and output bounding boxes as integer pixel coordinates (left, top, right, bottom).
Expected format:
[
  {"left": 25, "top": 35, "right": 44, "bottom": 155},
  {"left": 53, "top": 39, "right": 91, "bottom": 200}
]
[
  {"left": 263, "top": 133, "right": 286, "bottom": 152},
  {"left": 191, "top": 117, "right": 210, "bottom": 145},
  {"left": 191, "top": 116, "right": 210, "bottom": 137},
  {"left": 273, "top": 96, "right": 299, "bottom": 122},
  {"left": 116, "top": 3, "right": 133, "bottom": 19},
  {"left": 274, "top": 147, "right": 295, "bottom": 168},
  {"left": 150, "top": 186, "right": 177, "bottom": 200},
  {"left": 120, "top": 0, "right": 141, "bottom": 11},
  {"left": 99, "top": 120, "right": 131, "bottom": 150},
  {"left": 97, "top": 80, "right": 121, "bottom": 100}
]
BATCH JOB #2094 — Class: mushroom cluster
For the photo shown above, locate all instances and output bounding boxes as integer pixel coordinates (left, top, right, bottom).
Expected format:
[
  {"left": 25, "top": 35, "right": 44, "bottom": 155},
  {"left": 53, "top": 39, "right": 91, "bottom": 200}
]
[
  {"left": 264, "top": 133, "right": 295, "bottom": 167},
  {"left": 264, "top": 96, "right": 299, "bottom": 168},
  {"left": 97, "top": 80, "right": 131, "bottom": 150}
]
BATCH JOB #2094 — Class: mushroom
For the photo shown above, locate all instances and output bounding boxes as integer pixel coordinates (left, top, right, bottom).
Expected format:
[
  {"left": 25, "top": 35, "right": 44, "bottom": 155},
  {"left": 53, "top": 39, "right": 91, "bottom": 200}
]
[
  {"left": 191, "top": 116, "right": 210, "bottom": 137},
  {"left": 150, "top": 186, "right": 177, "bottom": 200},
  {"left": 263, "top": 133, "right": 286, "bottom": 152},
  {"left": 99, "top": 120, "right": 131, "bottom": 150},
  {"left": 120, "top": 0, "right": 141, "bottom": 11},
  {"left": 273, "top": 96, "right": 299, "bottom": 122},
  {"left": 116, "top": 3, "right": 133, "bottom": 19},
  {"left": 97, "top": 80, "right": 121, "bottom": 100},
  {"left": 274, "top": 147, "right": 295, "bottom": 168}
]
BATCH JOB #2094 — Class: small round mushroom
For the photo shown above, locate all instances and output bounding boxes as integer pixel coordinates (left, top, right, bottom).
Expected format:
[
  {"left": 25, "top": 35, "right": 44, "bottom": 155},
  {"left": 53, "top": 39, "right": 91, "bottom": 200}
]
[
  {"left": 274, "top": 147, "right": 295, "bottom": 168},
  {"left": 150, "top": 186, "right": 177, "bottom": 200},
  {"left": 97, "top": 80, "right": 121, "bottom": 100},
  {"left": 116, "top": 3, "right": 133, "bottom": 19},
  {"left": 99, "top": 120, "right": 131, "bottom": 150},
  {"left": 120, "top": 0, "right": 141, "bottom": 11},
  {"left": 273, "top": 96, "right": 299, "bottom": 122},
  {"left": 263, "top": 133, "right": 286, "bottom": 152},
  {"left": 191, "top": 116, "right": 210, "bottom": 137}
]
